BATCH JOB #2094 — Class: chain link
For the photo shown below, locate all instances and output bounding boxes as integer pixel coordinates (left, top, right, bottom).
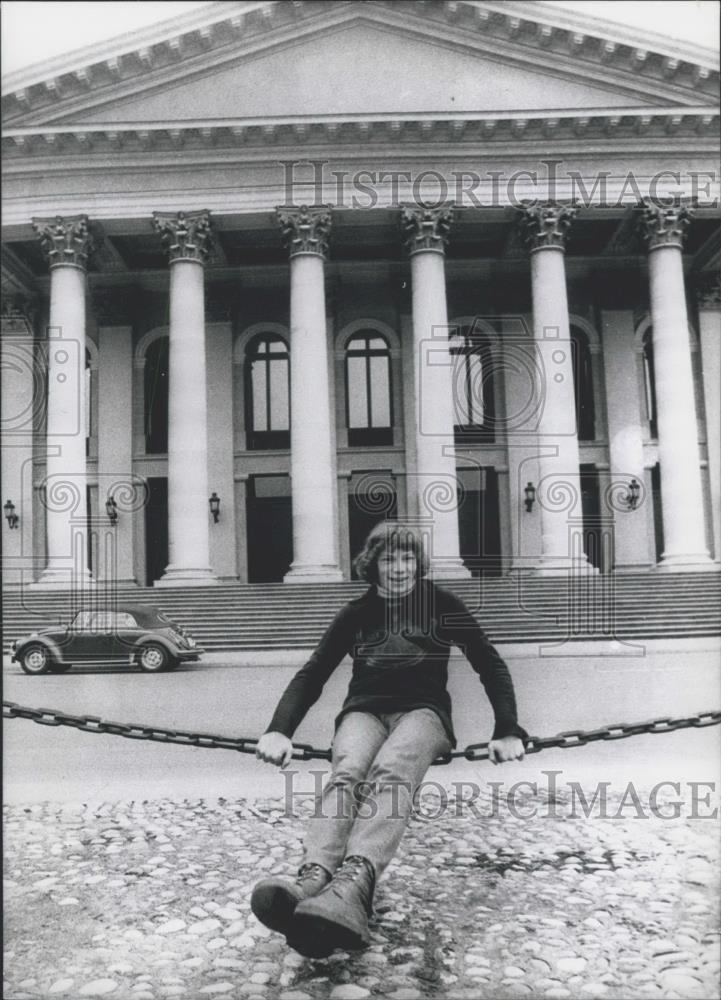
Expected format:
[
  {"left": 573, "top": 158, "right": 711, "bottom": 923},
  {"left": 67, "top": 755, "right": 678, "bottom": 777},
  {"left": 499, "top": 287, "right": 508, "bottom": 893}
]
[{"left": 3, "top": 701, "right": 719, "bottom": 764}]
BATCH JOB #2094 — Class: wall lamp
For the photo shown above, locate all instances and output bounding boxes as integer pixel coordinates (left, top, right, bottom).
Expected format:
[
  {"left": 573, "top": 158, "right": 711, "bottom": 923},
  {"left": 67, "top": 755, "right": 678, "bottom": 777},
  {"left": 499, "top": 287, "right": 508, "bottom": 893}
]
[
  {"left": 4, "top": 499, "right": 19, "bottom": 529},
  {"left": 209, "top": 492, "right": 221, "bottom": 524},
  {"left": 524, "top": 482, "right": 536, "bottom": 513},
  {"left": 622, "top": 478, "right": 641, "bottom": 511},
  {"left": 105, "top": 495, "right": 119, "bottom": 526}
]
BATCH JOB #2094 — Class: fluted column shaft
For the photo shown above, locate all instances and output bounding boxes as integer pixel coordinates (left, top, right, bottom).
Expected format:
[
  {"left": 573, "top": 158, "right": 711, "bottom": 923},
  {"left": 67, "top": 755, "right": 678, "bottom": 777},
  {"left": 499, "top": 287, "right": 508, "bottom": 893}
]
[
  {"left": 153, "top": 211, "right": 217, "bottom": 586},
  {"left": 696, "top": 276, "right": 721, "bottom": 565},
  {"left": 278, "top": 205, "right": 342, "bottom": 582},
  {"left": 32, "top": 216, "right": 92, "bottom": 588},
  {"left": 639, "top": 201, "right": 712, "bottom": 569},
  {"left": 521, "top": 203, "right": 593, "bottom": 574},
  {"left": 402, "top": 205, "right": 469, "bottom": 578}
]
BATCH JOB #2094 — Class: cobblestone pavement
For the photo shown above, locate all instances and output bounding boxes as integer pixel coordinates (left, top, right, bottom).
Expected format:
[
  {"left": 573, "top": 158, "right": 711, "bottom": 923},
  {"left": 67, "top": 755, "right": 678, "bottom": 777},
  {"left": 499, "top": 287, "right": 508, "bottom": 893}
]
[{"left": 4, "top": 783, "right": 720, "bottom": 1000}]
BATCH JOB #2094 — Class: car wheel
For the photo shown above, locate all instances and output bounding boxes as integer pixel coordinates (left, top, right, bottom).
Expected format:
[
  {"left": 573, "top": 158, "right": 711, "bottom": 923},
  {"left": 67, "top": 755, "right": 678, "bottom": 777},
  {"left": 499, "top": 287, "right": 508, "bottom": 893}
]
[
  {"left": 20, "top": 644, "right": 51, "bottom": 675},
  {"left": 137, "top": 643, "right": 169, "bottom": 673},
  {"left": 49, "top": 663, "right": 72, "bottom": 673}
]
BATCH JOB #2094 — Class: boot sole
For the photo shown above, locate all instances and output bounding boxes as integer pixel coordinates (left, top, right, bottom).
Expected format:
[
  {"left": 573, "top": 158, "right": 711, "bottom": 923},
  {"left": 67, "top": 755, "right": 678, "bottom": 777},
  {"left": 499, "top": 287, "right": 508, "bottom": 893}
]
[
  {"left": 291, "top": 910, "right": 370, "bottom": 953},
  {"left": 250, "top": 883, "right": 299, "bottom": 935},
  {"left": 285, "top": 928, "right": 337, "bottom": 960}
]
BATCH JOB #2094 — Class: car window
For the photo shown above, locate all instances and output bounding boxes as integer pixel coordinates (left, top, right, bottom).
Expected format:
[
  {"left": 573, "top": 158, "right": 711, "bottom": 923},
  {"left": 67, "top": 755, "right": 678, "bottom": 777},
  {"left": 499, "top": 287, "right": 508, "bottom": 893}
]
[{"left": 71, "top": 611, "right": 139, "bottom": 630}]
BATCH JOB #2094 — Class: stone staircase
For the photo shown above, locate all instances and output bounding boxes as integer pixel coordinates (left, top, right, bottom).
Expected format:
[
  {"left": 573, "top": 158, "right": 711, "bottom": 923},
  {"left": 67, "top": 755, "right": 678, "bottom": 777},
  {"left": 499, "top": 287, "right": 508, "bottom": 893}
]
[{"left": 2, "top": 573, "right": 720, "bottom": 655}]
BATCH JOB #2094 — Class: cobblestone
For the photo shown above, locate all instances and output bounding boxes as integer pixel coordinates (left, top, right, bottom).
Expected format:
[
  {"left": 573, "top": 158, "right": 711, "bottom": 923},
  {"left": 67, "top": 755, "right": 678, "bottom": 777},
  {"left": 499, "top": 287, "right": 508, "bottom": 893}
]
[{"left": 3, "top": 786, "right": 720, "bottom": 999}]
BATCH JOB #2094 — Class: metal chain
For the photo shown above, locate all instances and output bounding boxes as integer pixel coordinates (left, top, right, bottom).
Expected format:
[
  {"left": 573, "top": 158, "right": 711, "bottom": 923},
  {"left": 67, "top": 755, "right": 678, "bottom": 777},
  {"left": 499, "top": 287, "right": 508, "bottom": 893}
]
[{"left": 3, "top": 701, "right": 719, "bottom": 765}]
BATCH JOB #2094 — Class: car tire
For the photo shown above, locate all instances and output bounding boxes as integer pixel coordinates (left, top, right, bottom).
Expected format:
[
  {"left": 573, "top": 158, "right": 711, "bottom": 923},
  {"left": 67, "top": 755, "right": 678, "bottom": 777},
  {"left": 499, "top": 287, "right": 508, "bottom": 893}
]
[
  {"left": 137, "top": 643, "right": 170, "bottom": 673},
  {"left": 20, "top": 644, "right": 51, "bottom": 675},
  {"left": 49, "top": 663, "right": 72, "bottom": 673}
]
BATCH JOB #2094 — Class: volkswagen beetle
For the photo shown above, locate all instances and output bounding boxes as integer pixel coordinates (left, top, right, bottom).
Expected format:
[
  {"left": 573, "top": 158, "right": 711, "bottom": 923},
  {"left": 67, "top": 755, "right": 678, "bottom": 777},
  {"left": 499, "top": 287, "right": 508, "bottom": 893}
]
[{"left": 11, "top": 605, "right": 204, "bottom": 675}]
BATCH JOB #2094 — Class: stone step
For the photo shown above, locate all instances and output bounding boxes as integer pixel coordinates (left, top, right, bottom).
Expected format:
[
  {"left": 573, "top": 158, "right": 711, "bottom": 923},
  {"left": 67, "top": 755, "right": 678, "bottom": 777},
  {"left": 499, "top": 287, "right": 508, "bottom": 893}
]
[{"left": 3, "top": 573, "right": 719, "bottom": 653}]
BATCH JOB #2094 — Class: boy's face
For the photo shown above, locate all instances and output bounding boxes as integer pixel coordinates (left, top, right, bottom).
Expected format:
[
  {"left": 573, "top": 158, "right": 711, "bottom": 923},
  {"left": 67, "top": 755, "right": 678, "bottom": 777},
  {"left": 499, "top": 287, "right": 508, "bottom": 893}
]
[{"left": 376, "top": 544, "right": 417, "bottom": 594}]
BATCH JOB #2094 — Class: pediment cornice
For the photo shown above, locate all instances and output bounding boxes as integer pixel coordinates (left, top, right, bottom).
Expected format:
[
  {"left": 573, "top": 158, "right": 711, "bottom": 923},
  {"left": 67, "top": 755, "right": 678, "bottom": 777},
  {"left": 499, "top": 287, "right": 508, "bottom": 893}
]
[
  {"left": 3, "top": 106, "right": 718, "bottom": 160},
  {"left": 2, "top": 0, "right": 719, "bottom": 126}
]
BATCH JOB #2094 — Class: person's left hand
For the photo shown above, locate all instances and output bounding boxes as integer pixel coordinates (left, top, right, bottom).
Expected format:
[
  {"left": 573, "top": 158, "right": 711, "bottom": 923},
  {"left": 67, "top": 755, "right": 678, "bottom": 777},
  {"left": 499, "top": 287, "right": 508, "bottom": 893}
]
[{"left": 488, "top": 735, "right": 525, "bottom": 765}]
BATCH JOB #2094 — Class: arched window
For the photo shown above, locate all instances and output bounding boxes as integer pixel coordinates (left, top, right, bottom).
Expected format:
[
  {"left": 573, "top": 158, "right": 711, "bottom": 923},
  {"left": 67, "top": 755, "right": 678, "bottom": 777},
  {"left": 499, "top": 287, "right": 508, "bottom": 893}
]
[
  {"left": 449, "top": 328, "right": 495, "bottom": 442},
  {"left": 642, "top": 328, "right": 658, "bottom": 439},
  {"left": 345, "top": 332, "right": 393, "bottom": 447},
  {"left": 570, "top": 327, "right": 595, "bottom": 441},
  {"left": 246, "top": 334, "right": 290, "bottom": 450},
  {"left": 144, "top": 336, "right": 169, "bottom": 454}
]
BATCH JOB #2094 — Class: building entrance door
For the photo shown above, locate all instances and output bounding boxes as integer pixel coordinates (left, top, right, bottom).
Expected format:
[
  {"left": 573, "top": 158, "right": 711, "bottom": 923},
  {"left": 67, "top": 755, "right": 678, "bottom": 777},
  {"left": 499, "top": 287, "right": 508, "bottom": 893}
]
[
  {"left": 651, "top": 463, "right": 664, "bottom": 563},
  {"left": 580, "top": 464, "right": 603, "bottom": 571},
  {"left": 457, "top": 467, "right": 501, "bottom": 576},
  {"left": 348, "top": 474, "right": 398, "bottom": 578},
  {"left": 247, "top": 475, "right": 293, "bottom": 582},
  {"left": 145, "top": 477, "right": 168, "bottom": 586}
]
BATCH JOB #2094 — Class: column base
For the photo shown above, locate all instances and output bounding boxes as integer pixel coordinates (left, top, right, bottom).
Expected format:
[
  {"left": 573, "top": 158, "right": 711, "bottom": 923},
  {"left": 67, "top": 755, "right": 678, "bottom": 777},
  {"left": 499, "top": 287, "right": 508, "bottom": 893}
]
[
  {"left": 509, "top": 560, "right": 542, "bottom": 575},
  {"left": 612, "top": 562, "right": 655, "bottom": 574},
  {"left": 532, "top": 556, "right": 598, "bottom": 576},
  {"left": 429, "top": 557, "right": 472, "bottom": 580},
  {"left": 28, "top": 567, "right": 93, "bottom": 590},
  {"left": 284, "top": 563, "right": 344, "bottom": 584},
  {"left": 653, "top": 552, "right": 719, "bottom": 572},
  {"left": 154, "top": 566, "right": 218, "bottom": 587}
]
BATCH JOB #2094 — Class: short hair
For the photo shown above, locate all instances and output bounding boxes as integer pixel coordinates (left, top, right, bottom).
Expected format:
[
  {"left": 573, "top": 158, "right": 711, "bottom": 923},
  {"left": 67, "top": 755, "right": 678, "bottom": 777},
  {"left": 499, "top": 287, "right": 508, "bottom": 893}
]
[{"left": 353, "top": 521, "right": 429, "bottom": 584}]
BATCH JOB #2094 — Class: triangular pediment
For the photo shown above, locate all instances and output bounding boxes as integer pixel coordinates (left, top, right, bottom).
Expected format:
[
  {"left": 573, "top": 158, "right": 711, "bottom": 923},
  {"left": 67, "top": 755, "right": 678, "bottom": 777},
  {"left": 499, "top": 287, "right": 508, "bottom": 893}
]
[
  {"left": 3, "top": 3, "right": 718, "bottom": 130},
  {"left": 61, "top": 22, "right": 658, "bottom": 125}
]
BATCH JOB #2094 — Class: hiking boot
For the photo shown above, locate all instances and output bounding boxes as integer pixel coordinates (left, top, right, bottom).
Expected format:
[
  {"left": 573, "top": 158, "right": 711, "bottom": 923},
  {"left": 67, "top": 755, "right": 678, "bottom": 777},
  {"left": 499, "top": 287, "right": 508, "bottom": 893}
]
[
  {"left": 250, "top": 862, "right": 330, "bottom": 938},
  {"left": 291, "top": 855, "right": 375, "bottom": 954}
]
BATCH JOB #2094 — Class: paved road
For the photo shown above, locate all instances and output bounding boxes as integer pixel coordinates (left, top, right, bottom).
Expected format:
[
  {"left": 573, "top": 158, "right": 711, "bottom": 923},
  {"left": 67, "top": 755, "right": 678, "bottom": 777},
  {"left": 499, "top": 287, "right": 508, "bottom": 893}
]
[
  {"left": 4, "top": 645, "right": 720, "bottom": 999},
  {"left": 4, "top": 767, "right": 720, "bottom": 1000},
  {"left": 4, "top": 642, "right": 720, "bottom": 804}
]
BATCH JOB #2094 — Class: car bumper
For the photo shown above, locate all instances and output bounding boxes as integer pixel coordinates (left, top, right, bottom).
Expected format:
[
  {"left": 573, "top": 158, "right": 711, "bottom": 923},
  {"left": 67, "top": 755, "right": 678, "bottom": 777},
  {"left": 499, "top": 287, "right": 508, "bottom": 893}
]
[{"left": 176, "top": 649, "right": 204, "bottom": 661}]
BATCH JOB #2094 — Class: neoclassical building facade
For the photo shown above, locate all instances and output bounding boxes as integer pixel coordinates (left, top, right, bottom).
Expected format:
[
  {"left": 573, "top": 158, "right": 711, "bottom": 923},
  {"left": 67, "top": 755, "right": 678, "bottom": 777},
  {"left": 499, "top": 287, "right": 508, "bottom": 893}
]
[{"left": 2, "top": 0, "right": 720, "bottom": 588}]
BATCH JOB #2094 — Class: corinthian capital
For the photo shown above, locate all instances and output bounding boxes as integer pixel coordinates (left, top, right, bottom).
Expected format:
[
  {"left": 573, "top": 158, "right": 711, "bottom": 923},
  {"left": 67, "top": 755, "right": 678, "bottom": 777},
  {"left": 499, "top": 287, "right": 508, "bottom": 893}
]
[
  {"left": 152, "top": 210, "right": 213, "bottom": 263},
  {"left": 276, "top": 205, "right": 332, "bottom": 258},
  {"left": 636, "top": 199, "right": 693, "bottom": 251},
  {"left": 32, "top": 215, "right": 92, "bottom": 270},
  {"left": 401, "top": 204, "right": 455, "bottom": 254},
  {"left": 519, "top": 201, "right": 577, "bottom": 252}
]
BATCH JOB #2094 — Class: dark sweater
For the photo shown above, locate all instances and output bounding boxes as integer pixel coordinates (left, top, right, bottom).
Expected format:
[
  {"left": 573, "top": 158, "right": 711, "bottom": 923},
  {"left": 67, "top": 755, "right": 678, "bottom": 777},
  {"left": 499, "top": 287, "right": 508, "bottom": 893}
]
[{"left": 266, "top": 580, "right": 527, "bottom": 748}]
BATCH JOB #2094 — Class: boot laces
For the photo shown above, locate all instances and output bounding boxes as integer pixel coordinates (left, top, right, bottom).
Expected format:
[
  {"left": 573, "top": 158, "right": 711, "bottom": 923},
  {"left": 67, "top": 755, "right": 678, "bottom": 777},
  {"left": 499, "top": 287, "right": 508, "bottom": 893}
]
[
  {"left": 335, "top": 855, "right": 374, "bottom": 886},
  {"left": 297, "top": 863, "right": 327, "bottom": 885}
]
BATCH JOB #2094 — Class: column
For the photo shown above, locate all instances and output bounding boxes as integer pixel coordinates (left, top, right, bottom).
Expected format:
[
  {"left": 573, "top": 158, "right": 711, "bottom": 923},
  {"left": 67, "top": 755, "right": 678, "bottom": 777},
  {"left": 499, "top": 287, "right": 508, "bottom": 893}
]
[
  {"left": 600, "top": 310, "right": 653, "bottom": 571},
  {"left": 638, "top": 200, "right": 713, "bottom": 570},
  {"left": 206, "top": 318, "right": 238, "bottom": 581},
  {"left": 1, "top": 299, "right": 36, "bottom": 587},
  {"left": 401, "top": 205, "right": 470, "bottom": 578},
  {"left": 97, "top": 321, "right": 137, "bottom": 584},
  {"left": 695, "top": 274, "right": 721, "bottom": 564},
  {"left": 277, "top": 205, "right": 342, "bottom": 582},
  {"left": 152, "top": 210, "right": 217, "bottom": 586},
  {"left": 31, "top": 215, "right": 92, "bottom": 588},
  {"left": 520, "top": 202, "right": 593, "bottom": 574}
]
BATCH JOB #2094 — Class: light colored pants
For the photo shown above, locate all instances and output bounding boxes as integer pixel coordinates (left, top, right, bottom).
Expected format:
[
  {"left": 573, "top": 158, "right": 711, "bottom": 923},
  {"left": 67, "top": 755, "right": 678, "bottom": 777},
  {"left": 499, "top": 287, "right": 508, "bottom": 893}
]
[{"left": 302, "top": 708, "right": 451, "bottom": 879}]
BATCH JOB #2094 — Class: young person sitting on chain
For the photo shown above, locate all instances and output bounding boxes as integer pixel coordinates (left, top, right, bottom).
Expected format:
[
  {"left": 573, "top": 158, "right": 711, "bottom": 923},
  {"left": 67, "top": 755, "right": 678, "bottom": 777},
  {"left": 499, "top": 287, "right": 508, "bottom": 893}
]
[{"left": 251, "top": 521, "right": 527, "bottom": 957}]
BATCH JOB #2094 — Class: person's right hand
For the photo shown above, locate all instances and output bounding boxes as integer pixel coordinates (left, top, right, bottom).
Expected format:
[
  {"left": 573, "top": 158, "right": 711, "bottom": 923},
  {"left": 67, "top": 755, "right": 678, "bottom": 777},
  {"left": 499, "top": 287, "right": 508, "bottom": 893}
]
[{"left": 255, "top": 731, "right": 294, "bottom": 768}]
